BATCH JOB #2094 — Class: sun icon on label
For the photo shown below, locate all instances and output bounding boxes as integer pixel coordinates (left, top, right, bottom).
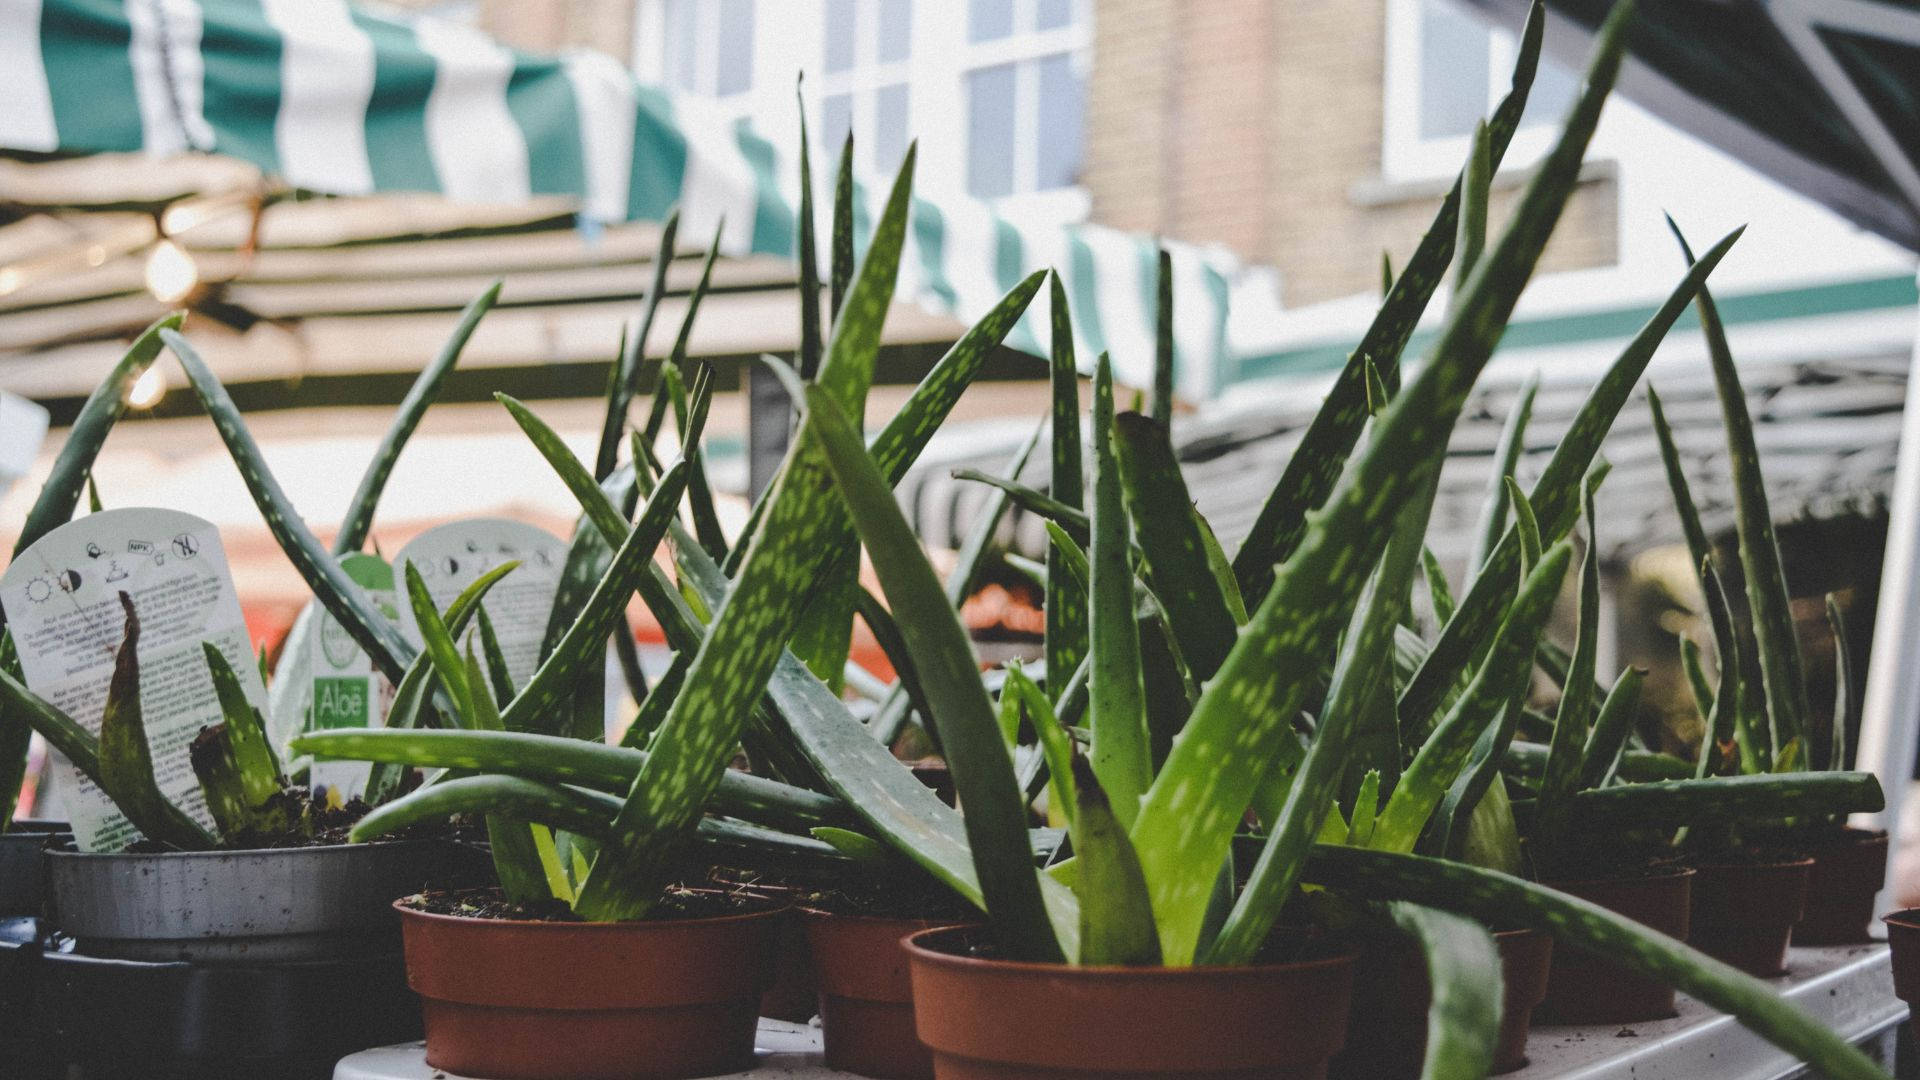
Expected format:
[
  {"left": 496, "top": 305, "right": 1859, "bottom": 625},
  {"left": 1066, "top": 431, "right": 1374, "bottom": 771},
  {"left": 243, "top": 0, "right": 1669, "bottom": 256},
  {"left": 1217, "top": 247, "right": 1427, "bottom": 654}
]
[{"left": 25, "top": 577, "right": 52, "bottom": 603}]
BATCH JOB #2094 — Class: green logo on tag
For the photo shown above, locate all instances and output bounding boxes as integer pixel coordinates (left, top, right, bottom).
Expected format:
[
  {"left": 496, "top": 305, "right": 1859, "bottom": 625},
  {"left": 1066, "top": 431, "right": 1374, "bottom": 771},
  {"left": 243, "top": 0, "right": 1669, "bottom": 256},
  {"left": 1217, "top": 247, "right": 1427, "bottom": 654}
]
[{"left": 313, "top": 677, "right": 370, "bottom": 729}]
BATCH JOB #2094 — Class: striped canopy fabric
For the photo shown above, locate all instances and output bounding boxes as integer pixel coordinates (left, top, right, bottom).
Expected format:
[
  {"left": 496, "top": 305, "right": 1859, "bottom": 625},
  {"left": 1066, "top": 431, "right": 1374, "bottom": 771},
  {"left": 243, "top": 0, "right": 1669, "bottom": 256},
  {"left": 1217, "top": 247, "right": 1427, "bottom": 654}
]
[{"left": 0, "top": 0, "right": 1242, "bottom": 396}]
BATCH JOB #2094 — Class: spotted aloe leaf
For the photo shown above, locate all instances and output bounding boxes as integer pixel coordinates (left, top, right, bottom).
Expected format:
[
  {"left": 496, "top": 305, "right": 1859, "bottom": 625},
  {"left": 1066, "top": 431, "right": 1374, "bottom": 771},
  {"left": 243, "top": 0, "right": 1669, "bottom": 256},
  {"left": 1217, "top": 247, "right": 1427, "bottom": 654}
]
[
  {"left": 192, "top": 644, "right": 294, "bottom": 842},
  {"left": 166, "top": 330, "right": 415, "bottom": 683},
  {"left": 831, "top": 133, "right": 855, "bottom": 320},
  {"left": 599, "top": 212, "right": 678, "bottom": 477},
  {"left": 1115, "top": 412, "right": 1238, "bottom": 684},
  {"left": 1827, "top": 595, "right": 1857, "bottom": 772},
  {"left": 1531, "top": 492, "right": 1602, "bottom": 870},
  {"left": 1088, "top": 360, "right": 1152, "bottom": 827},
  {"left": 98, "top": 593, "right": 218, "bottom": 851},
  {"left": 1047, "top": 274, "right": 1089, "bottom": 695},
  {"left": 806, "top": 381, "right": 1067, "bottom": 962},
  {"left": 1398, "top": 228, "right": 1743, "bottom": 734},
  {"left": 796, "top": 94, "right": 823, "bottom": 381},
  {"left": 1468, "top": 372, "right": 1540, "bottom": 576},
  {"left": 1391, "top": 901, "right": 1502, "bottom": 1080},
  {"left": 1152, "top": 248, "right": 1175, "bottom": 426},
  {"left": 1304, "top": 847, "right": 1892, "bottom": 1080},
  {"left": 1133, "top": 0, "right": 1638, "bottom": 967},
  {"left": 1580, "top": 667, "right": 1646, "bottom": 789},
  {"left": 337, "top": 281, "right": 500, "bottom": 554},
  {"left": 1535, "top": 771, "right": 1881, "bottom": 832},
  {"left": 1070, "top": 754, "right": 1160, "bottom": 966},
  {"left": 1229, "top": 1, "right": 1545, "bottom": 606},
  {"left": 568, "top": 151, "right": 922, "bottom": 922},
  {"left": 1670, "top": 218, "right": 1811, "bottom": 758}
]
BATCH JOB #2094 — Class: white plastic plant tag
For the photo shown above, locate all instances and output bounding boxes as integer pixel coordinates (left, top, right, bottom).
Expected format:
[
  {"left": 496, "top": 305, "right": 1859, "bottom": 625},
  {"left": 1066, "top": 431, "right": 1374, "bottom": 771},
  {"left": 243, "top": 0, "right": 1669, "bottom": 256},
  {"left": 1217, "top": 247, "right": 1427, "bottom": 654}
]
[
  {"left": 391, "top": 519, "right": 566, "bottom": 689},
  {"left": 0, "top": 509, "right": 265, "bottom": 851},
  {"left": 308, "top": 553, "right": 400, "bottom": 807}
]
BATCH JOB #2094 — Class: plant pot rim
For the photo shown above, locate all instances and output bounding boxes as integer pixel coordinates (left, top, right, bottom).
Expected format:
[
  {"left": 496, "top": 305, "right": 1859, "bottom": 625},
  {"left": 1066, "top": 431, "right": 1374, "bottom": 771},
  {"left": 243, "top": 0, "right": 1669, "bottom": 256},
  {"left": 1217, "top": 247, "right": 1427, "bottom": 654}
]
[
  {"left": 796, "top": 905, "right": 969, "bottom": 927},
  {"left": 1689, "top": 855, "right": 1816, "bottom": 872},
  {"left": 903, "top": 924, "right": 1355, "bottom": 979},
  {"left": 1882, "top": 909, "right": 1920, "bottom": 929},
  {"left": 44, "top": 837, "right": 427, "bottom": 861},
  {"left": 1543, "top": 864, "right": 1696, "bottom": 889},
  {"left": 393, "top": 896, "right": 788, "bottom": 932}
]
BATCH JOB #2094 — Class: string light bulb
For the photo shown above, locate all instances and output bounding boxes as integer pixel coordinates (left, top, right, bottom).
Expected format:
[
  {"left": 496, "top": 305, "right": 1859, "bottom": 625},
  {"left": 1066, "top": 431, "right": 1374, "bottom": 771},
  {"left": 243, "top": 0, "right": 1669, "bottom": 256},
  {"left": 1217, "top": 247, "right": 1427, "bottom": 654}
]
[
  {"left": 144, "top": 240, "right": 199, "bottom": 304},
  {"left": 125, "top": 367, "right": 165, "bottom": 409}
]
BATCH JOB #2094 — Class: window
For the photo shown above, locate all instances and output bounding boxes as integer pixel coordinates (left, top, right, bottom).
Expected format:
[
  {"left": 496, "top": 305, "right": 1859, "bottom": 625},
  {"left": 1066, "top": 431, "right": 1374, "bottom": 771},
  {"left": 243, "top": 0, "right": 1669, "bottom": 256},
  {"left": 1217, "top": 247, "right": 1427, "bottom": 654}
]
[
  {"left": 816, "top": 0, "right": 915, "bottom": 175},
  {"left": 1383, "top": 0, "right": 1580, "bottom": 179},
  {"left": 962, "top": 0, "right": 1087, "bottom": 201},
  {"left": 659, "top": 0, "right": 757, "bottom": 101}
]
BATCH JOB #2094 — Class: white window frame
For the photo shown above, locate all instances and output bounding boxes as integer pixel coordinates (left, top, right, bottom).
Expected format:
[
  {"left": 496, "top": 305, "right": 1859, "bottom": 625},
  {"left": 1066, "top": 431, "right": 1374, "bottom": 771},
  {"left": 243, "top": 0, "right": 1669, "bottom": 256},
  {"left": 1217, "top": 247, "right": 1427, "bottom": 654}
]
[
  {"left": 1381, "top": 0, "right": 1563, "bottom": 182},
  {"left": 814, "top": 0, "right": 917, "bottom": 178},
  {"left": 954, "top": 0, "right": 1092, "bottom": 218},
  {"left": 633, "top": 0, "right": 760, "bottom": 114}
]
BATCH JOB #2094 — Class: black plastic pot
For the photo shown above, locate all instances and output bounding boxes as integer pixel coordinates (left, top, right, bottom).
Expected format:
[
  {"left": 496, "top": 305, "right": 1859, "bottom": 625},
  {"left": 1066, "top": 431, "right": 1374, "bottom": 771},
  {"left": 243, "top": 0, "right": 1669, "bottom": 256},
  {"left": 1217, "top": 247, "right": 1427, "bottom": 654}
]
[
  {"left": 1, "top": 917, "right": 59, "bottom": 1080},
  {"left": 0, "top": 820, "right": 69, "bottom": 916}
]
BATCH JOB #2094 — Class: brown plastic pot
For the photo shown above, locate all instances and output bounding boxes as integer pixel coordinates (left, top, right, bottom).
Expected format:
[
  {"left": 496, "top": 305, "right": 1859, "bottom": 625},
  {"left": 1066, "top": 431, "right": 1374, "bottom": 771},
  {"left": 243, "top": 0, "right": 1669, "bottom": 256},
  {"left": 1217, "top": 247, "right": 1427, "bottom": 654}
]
[
  {"left": 802, "top": 910, "right": 976, "bottom": 1079},
  {"left": 905, "top": 925, "right": 1355, "bottom": 1079},
  {"left": 1796, "top": 829, "right": 1889, "bottom": 945},
  {"left": 396, "top": 900, "right": 781, "bottom": 1080},
  {"left": 1538, "top": 868, "right": 1692, "bottom": 1023},
  {"left": 1882, "top": 909, "right": 1920, "bottom": 1034},
  {"left": 1688, "top": 857, "right": 1813, "bottom": 977},
  {"left": 1330, "top": 927, "right": 1552, "bottom": 1078}
]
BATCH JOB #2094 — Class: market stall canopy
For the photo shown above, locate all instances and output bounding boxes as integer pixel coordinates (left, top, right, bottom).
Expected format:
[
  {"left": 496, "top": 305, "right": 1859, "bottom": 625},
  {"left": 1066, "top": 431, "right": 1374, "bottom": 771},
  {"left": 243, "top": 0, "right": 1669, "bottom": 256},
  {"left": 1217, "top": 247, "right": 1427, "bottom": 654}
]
[
  {"left": 1455, "top": 0, "right": 1920, "bottom": 251},
  {"left": 0, "top": 0, "right": 1250, "bottom": 398}
]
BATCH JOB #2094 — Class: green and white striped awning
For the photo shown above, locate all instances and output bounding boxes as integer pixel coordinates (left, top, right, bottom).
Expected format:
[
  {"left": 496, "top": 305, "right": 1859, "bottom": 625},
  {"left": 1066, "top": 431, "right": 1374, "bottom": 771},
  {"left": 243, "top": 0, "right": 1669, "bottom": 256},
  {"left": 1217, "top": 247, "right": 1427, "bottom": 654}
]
[{"left": 0, "top": 0, "right": 1241, "bottom": 397}]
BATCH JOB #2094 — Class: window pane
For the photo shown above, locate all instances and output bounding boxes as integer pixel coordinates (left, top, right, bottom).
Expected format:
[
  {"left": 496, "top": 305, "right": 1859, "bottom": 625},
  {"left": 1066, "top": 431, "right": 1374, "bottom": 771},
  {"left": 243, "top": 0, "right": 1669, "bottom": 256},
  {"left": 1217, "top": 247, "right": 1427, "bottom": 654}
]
[
  {"left": 1418, "top": 2, "right": 1489, "bottom": 139},
  {"left": 969, "top": 0, "right": 1013, "bottom": 43},
  {"left": 824, "top": 92, "right": 854, "bottom": 158},
  {"left": 966, "top": 63, "right": 1016, "bottom": 198},
  {"left": 663, "top": 0, "right": 698, "bottom": 91},
  {"left": 1519, "top": 53, "right": 1579, "bottom": 128},
  {"left": 875, "top": 83, "right": 910, "bottom": 171},
  {"left": 1036, "top": 54, "right": 1083, "bottom": 190},
  {"left": 878, "top": 0, "right": 912, "bottom": 63},
  {"left": 824, "top": 0, "right": 855, "bottom": 73},
  {"left": 1036, "top": 0, "right": 1073, "bottom": 31},
  {"left": 715, "top": 0, "right": 755, "bottom": 97}
]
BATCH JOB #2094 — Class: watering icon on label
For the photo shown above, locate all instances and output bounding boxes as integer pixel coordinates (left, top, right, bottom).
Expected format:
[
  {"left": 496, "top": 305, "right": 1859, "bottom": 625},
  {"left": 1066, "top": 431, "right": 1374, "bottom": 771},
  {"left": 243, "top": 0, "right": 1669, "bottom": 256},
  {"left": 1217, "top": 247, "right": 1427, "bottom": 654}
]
[
  {"left": 85, "top": 543, "right": 103, "bottom": 559},
  {"left": 105, "top": 560, "right": 129, "bottom": 583}
]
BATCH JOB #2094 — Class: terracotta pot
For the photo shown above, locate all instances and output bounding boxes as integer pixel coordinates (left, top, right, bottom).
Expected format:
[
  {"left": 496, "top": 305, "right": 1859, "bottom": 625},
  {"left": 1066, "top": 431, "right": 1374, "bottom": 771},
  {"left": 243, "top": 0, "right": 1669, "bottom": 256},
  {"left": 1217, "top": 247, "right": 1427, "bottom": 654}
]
[
  {"left": 1538, "top": 868, "right": 1692, "bottom": 1023},
  {"left": 1330, "top": 927, "right": 1552, "bottom": 1078},
  {"left": 803, "top": 910, "right": 973, "bottom": 1079},
  {"left": 397, "top": 900, "right": 781, "bottom": 1080},
  {"left": 1688, "top": 857, "right": 1813, "bottom": 977},
  {"left": 1796, "top": 829, "right": 1889, "bottom": 945},
  {"left": 905, "top": 925, "right": 1355, "bottom": 1079},
  {"left": 1882, "top": 909, "right": 1920, "bottom": 1033}
]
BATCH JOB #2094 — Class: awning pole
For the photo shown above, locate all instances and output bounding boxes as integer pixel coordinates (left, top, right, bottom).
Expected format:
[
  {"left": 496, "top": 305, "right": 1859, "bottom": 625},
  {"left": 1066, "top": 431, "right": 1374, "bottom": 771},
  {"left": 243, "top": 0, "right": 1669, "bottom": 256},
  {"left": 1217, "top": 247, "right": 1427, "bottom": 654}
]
[{"left": 1853, "top": 276, "right": 1920, "bottom": 913}]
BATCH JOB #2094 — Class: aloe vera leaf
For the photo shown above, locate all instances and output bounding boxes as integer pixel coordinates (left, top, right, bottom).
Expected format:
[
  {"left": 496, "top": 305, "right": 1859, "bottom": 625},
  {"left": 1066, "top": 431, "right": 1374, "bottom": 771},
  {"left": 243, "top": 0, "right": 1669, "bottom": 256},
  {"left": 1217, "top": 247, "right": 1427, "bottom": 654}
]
[
  {"left": 1532, "top": 498, "right": 1602, "bottom": 865},
  {"left": 1390, "top": 901, "right": 1502, "bottom": 1080},
  {"left": 831, "top": 133, "right": 854, "bottom": 319},
  {"left": 1670, "top": 219, "right": 1810, "bottom": 757},
  {"left": 1069, "top": 754, "right": 1160, "bottom": 966},
  {"left": 98, "top": 594, "right": 218, "bottom": 850},
  {"left": 293, "top": 727, "right": 848, "bottom": 831},
  {"left": 569, "top": 153, "right": 921, "bottom": 922},
  {"left": 1679, "top": 633, "right": 1716, "bottom": 728},
  {"left": 1348, "top": 770, "right": 1381, "bottom": 847},
  {"left": 192, "top": 644, "right": 298, "bottom": 843},
  {"left": 402, "top": 564, "right": 478, "bottom": 727},
  {"left": 1006, "top": 663, "right": 1077, "bottom": 829},
  {"left": 1529, "top": 771, "right": 1883, "bottom": 832},
  {"left": 539, "top": 516, "right": 617, "bottom": 738},
  {"left": 353, "top": 774, "right": 617, "bottom": 843},
  {"left": 1138, "top": 0, "right": 1634, "bottom": 967},
  {"left": 337, "top": 282, "right": 500, "bottom": 553},
  {"left": 12, "top": 314, "right": 182, "bottom": 564},
  {"left": 86, "top": 473, "right": 103, "bottom": 514},
  {"left": 1302, "top": 846, "right": 1891, "bottom": 1080},
  {"left": 954, "top": 470, "right": 1089, "bottom": 539},
  {"left": 1114, "top": 412, "right": 1238, "bottom": 683},
  {"left": 497, "top": 464, "right": 688, "bottom": 735},
  {"left": 456, "top": 644, "right": 552, "bottom": 905},
  {"left": 1827, "top": 595, "right": 1856, "bottom": 772},
  {"left": 1453, "top": 122, "right": 1492, "bottom": 299},
  {"left": 1151, "top": 248, "right": 1175, "bottom": 426},
  {"left": 1434, "top": 693, "right": 1524, "bottom": 860},
  {"left": 1505, "top": 477, "right": 1541, "bottom": 570},
  {"left": 1580, "top": 667, "right": 1646, "bottom": 789},
  {"left": 1468, "top": 373, "right": 1540, "bottom": 575},
  {"left": 1398, "top": 229, "right": 1743, "bottom": 734},
  {"left": 1193, "top": 512, "right": 1248, "bottom": 625},
  {"left": 1421, "top": 547, "right": 1455, "bottom": 626},
  {"left": 0, "top": 667, "right": 102, "bottom": 785},
  {"left": 1373, "top": 542, "right": 1573, "bottom": 853},
  {"left": 1088, "top": 364, "right": 1153, "bottom": 826},
  {"left": 1507, "top": 741, "right": 1694, "bottom": 782},
  {"left": 1208, "top": 477, "right": 1428, "bottom": 965},
  {"left": 1773, "top": 737, "right": 1804, "bottom": 774},
  {"left": 599, "top": 213, "right": 679, "bottom": 476},
  {"left": 199, "top": 644, "right": 286, "bottom": 805},
  {"left": 474, "top": 607, "right": 516, "bottom": 706},
  {"left": 1048, "top": 274, "right": 1089, "bottom": 691},
  {"left": 794, "top": 94, "right": 824, "bottom": 379},
  {"left": 1648, "top": 385, "right": 1741, "bottom": 740},
  {"left": 165, "top": 330, "right": 415, "bottom": 682},
  {"left": 806, "top": 383, "right": 1064, "bottom": 961},
  {"left": 673, "top": 362, "right": 731, "bottom": 562},
  {"left": 1229, "top": 3, "right": 1547, "bottom": 605}
]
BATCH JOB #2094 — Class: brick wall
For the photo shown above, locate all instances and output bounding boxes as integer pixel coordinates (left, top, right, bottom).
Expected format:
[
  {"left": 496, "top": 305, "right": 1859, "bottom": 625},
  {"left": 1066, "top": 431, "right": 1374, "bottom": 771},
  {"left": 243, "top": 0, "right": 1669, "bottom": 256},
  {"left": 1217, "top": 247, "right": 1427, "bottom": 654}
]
[{"left": 1087, "top": 0, "right": 1618, "bottom": 306}]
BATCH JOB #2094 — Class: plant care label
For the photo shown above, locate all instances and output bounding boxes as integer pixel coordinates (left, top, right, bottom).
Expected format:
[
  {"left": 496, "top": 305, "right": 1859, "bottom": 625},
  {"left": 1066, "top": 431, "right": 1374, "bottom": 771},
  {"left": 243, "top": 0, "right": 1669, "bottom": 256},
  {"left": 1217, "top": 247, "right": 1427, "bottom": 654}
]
[
  {"left": 308, "top": 553, "right": 400, "bottom": 807},
  {"left": 392, "top": 519, "right": 567, "bottom": 690},
  {"left": 0, "top": 508, "right": 264, "bottom": 851}
]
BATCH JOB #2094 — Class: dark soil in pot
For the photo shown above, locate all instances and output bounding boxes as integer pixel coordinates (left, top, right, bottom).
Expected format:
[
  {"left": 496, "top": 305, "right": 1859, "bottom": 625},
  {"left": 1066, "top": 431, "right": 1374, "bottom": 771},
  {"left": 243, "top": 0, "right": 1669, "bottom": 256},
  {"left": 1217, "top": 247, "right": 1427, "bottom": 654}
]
[
  {"left": 1882, "top": 909, "right": 1920, "bottom": 1034},
  {"left": 1330, "top": 927, "right": 1552, "bottom": 1078},
  {"left": 1538, "top": 865, "right": 1693, "bottom": 1023},
  {"left": 1796, "top": 828, "right": 1888, "bottom": 945},
  {"left": 399, "top": 886, "right": 783, "bottom": 1080},
  {"left": 905, "top": 925, "right": 1356, "bottom": 1079},
  {"left": 802, "top": 885, "right": 983, "bottom": 1080},
  {"left": 1686, "top": 851, "right": 1812, "bottom": 977}
]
